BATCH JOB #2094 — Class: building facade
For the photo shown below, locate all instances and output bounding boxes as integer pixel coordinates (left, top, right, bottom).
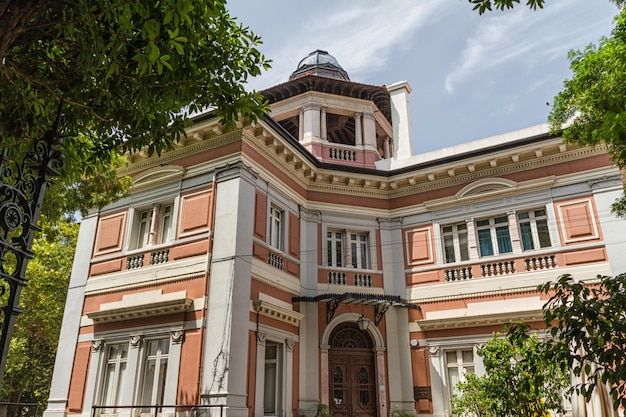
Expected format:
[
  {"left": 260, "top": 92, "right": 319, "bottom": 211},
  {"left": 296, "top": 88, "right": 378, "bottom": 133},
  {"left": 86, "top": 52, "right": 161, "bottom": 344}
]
[{"left": 44, "top": 50, "right": 626, "bottom": 417}]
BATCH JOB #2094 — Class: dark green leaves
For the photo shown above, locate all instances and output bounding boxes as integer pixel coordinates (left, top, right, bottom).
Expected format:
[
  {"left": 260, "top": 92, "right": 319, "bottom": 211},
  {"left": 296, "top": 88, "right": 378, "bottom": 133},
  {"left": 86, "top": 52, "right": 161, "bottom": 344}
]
[
  {"left": 452, "top": 326, "right": 568, "bottom": 417},
  {"left": 539, "top": 273, "right": 626, "bottom": 410}
]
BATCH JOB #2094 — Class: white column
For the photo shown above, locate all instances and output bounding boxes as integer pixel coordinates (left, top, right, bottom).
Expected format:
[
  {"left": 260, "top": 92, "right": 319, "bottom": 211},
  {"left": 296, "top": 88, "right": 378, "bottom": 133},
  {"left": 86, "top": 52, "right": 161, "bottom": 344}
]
[
  {"left": 163, "top": 331, "right": 184, "bottom": 405},
  {"left": 466, "top": 218, "right": 479, "bottom": 260},
  {"left": 44, "top": 215, "right": 98, "bottom": 417},
  {"left": 385, "top": 309, "right": 416, "bottom": 414},
  {"left": 82, "top": 341, "right": 104, "bottom": 416},
  {"left": 427, "top": 346, "right": 447, "bottom": 417},
  {"left": 302, "top": 104, "right": 321, "bottom": 142},
  {"left": 388, "top": 81, "right": 413, "bottom": 159},
  {"left": 298, "top": 208, "right": 320, "bottom": 413},
  {"left": 148, "top": 204, "right": 160, "bottom": 246},
  {"left": 383, "top": 138, "right": 391, "bottom": 159},
  {"left": 375, "top": 348, "right": 388, "bottom": 417},
  {"left": 320, "top": 345, "right": 330, "bottom": 406},
  {"left": 507, "top": 211, "right": 523, "bottom": 253},
  {"left": 284, "top": 339, "right": 295, "bottom": 417},
  {"left": 345, "top": 230, "right": 353, "bottom": 268},
  {"left": 298, "top": 109, "right": 304, "bottom": 142},
  {"left": 201, "top": 162, "right": 257, "bottom": 417},
  {"left": 320, "top": 107, "right": 327, "bottom": 140},
  {"left": 362, "top": 112, "right": 376, "bottom": 149},
  {"left": 121, "top": 335, "right": 143, "bottom": 409},
  {"left": 354, "top": 113, "right": 363, "bottom": 146},
  {"left": 254, "top": 333, "right": 266, "bottom": 417}
]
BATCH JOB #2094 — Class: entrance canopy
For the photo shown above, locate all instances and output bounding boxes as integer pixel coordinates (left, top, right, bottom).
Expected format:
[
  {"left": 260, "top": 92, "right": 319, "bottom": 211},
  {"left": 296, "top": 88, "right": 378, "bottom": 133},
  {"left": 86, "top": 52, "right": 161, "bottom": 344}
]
[{"left": 292, "top": 292, "right": 419, "bottom": 325}]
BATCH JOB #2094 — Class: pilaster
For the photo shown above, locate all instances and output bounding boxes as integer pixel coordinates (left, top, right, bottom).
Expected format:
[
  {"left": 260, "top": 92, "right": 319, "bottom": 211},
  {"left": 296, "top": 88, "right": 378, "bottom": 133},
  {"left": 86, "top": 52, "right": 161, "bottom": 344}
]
[
  {"left": 43, "top": 215, "right": 98, "bottom": 417},
  {"left": 201, "top": 161, "right": 257, "bottom": 417}
]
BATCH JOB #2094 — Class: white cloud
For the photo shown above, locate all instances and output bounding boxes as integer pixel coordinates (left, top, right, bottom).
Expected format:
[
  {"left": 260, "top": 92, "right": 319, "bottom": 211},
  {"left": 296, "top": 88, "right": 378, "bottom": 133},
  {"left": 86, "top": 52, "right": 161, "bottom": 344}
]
[
  {"left": 246, "top": 0, "right": 447, "bottom": 90},
  {"left": 444, "top": 1, "right": 613, "bottom": 94}
]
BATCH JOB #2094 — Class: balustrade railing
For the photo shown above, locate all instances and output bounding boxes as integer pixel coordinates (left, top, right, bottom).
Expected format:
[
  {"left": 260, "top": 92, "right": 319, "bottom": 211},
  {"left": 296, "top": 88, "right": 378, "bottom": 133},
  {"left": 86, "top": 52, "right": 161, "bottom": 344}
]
[
  {"left": 524, "top": 255, "right": 557, "bottom": 271},
  {"left": 126, "top": 254, "right": 144, "bottom": 269},
  {"left": 480, "top": 260, "right": 516, "bottom": 277},
  {"left": 444, "top": 267, "right": 473, "bottom": 282},
  {"left": 328, "top": 271, "right": 347, "bottom": 285},
  {"left": 268, "top": 252, "right": 285, "bottom": 270},
  {"left": 354, "top": 273, "right": 372, "bottom": 287},
  {"left": 328, "top": 148, "right": 357, "bottom": 162},
  {"left": 150, "top": 248, "right": 170, "bottom": 265}
]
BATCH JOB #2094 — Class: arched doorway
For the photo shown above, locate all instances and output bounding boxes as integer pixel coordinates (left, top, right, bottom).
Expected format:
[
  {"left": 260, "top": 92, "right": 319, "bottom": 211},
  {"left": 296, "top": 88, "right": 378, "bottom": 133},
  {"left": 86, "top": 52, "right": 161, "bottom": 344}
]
[{"left": 328, "top": 322, "right": 377, "bottom": 417}]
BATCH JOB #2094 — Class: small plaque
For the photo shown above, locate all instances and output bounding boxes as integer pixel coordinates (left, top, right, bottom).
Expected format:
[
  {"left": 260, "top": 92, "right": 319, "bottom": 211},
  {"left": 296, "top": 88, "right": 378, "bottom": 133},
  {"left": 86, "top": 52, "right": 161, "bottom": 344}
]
[{"left": 413, "top": 386, "right": 432, "bottom": 400}]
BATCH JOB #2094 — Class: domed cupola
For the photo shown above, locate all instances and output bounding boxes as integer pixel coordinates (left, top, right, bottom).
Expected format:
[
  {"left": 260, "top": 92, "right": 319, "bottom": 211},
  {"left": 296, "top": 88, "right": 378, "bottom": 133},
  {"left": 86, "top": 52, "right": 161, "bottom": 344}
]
[{"left": 289, "top": 49, "right": 350, "bottom": 81}]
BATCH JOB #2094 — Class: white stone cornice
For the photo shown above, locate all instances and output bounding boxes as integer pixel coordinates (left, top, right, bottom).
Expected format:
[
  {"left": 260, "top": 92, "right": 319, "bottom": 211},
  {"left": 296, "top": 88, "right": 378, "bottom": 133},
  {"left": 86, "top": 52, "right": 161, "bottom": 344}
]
[
  {"left": 414, "top": 309, "right": 545, "bottom": 331},
  {"left": 120, "top": 129, "right": 243, "bottom": 175},
  {"left": 87, "top": 290, "right": 192, "bottom": 324},
  {"left": 252, "top": 300, "right": 304, "bottom": 327}
]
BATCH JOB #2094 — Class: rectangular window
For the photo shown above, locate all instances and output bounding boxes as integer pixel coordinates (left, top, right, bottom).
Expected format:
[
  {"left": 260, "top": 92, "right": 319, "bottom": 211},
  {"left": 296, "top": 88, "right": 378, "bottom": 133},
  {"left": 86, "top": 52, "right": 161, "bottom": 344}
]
[
  {"left": 136, "top": 210, "right": 152, "bottom": 249},
  {"left": 518, "top": 209, "right": 551, "bottom": 251},
  {"left": 476, "top": 216, "right": 512, "bottom": 257},
  {"left": 264, "top": 343, "right": 282, "bottom": 416},
  {"left": 133, "top": 203, "right": 174, "bottom": 249},
  {"left": 158, "top": 205, "right": 173, "bottom": 244},
  {"left": 442, "top": 224, "right": 469, "bottom": 263},
  {"left": 327, "top": 231, "right": 343, "bottom": 267},
  {"left": 350, "top": 233, "right": 369, "bottom": 269},
  {"left": 139, "top": 339, "right": 169, "bottom": 412},
  {"left": 269, "top": 206, "right": 284, "bottom": 250},
  {"left": 446, "top": 349, "right": 475, "bottom": 401},
  {"left": 100, "top": 344, "right": 128, "bottom": 413}
]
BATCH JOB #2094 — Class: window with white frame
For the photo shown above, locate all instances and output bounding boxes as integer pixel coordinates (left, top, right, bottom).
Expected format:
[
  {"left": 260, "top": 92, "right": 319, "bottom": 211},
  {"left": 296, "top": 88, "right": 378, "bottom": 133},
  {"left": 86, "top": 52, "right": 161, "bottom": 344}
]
[
  {"left": 269, "top": 205, "right": 284, "bottom": 251},
  {"left": 518, "top": 209, "right": 551, "bottom": 250},
  {"left": 263, "top": 343, "right": 283, "bottom": 416},
  {"left": 442, "top": 223, "right": 469, "bottom": 263},
  {"left": 476, "top": 216, "right": 512, "bottom": 257},
  {"left": 350, "top": 233, "right": 369, "bottom": 269},
  {"left": 100, "top": 344, "right": 128, "bottom": 413},
  {"left": 132, "top": 203, "right": 174, "bottom": 249},
  {"left": 327, "top": 230, "right": 371, "bottom": 269},
  {"left": 446, "top": 349, "right": 475, "bottom": 401},
  {"left": 139, "top": 339, "right": 169, "bottom": 412},
  {"left": 327, "top": 230, "right": 344, "bottom": 267}
]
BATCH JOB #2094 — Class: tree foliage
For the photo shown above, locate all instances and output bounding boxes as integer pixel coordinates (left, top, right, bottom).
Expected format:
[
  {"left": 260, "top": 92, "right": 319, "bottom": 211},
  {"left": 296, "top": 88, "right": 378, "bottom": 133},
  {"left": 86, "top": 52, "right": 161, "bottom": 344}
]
[
  {"left": 0, "top": 218, "right": 78, "bottom": 409},
  {"left": 540, "top": 273, "right": 626, "bottom": 410},
  {"left": 0, "top": 0, "right": 270, "bottom": 217},
  {"left": 469, "top": 0, "right": 625, "bottom": 14},
  {"left": 452, "top": 327, "right": 569, "bottom": 417}
]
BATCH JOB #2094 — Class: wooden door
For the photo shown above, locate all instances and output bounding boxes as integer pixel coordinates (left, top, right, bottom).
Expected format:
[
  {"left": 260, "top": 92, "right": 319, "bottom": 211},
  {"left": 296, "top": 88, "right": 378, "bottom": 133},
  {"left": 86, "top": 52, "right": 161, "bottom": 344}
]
[{"left": 329, "top": 352, "right": 376, "bottom": 417}]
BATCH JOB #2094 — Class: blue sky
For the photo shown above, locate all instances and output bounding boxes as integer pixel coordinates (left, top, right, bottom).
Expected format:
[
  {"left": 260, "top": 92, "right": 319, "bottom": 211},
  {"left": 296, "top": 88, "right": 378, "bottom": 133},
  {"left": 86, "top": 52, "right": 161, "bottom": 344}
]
[{"left": 228, "top": 0, "right": 618, "bottom": 154}]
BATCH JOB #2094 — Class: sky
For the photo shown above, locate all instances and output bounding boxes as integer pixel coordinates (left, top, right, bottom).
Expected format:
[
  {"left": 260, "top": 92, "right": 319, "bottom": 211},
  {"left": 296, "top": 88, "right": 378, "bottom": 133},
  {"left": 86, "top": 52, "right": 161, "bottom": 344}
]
[{"left": 227, "top": 0, "right": 618, "bottom": 155}]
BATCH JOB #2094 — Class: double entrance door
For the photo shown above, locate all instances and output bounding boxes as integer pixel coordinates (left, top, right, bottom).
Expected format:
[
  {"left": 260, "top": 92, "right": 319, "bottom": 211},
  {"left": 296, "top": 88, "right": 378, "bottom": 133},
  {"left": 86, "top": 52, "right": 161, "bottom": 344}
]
[{"left": 329, "top": 350, "right": 376, "bottom": 417}]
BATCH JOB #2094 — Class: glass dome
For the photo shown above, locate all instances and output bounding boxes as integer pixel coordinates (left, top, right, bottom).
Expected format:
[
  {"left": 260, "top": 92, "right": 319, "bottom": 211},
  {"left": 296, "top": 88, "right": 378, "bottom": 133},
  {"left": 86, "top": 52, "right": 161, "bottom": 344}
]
[{"left": 289, "top": 50, "right": 350, "bottom": 81}]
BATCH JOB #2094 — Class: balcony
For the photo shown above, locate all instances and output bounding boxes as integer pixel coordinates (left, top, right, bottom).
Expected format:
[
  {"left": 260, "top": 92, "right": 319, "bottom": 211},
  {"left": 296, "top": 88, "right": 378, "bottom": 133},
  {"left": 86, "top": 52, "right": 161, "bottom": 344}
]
[{"left": 441, "top": 252, "right": 566, "bottom": 284}]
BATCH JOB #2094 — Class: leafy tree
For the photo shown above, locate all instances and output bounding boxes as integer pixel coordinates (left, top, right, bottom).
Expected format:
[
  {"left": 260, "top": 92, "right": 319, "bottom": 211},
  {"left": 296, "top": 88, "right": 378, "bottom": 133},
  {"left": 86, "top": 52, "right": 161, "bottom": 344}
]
[
  {"left": 540, "top": 273, "right": 626, "bottom": 410},
  {"left": 548, "top": 7, "right": 626, "bottom": 216},
  {"left": 469, "top": 0, "right": 625, "bottom": 14},
  {"left": 0, "top": 218, "right": 78, "bottom": 411},
  {"left": 0, "top": 0, "right": 270, "bottom": 217},
  {"left": 452, "top": 327, "right": 569, "bottom": 417}
]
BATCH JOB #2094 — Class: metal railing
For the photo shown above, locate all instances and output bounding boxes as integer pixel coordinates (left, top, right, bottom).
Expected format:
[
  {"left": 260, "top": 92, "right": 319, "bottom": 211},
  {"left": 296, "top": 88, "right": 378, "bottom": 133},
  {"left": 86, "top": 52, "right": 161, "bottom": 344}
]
[
  {"left": 0, "top": 402, "right": 40, "bottom": 417},
  {"left": 91, "top": 404, "right": 224, "bottom": 417}
]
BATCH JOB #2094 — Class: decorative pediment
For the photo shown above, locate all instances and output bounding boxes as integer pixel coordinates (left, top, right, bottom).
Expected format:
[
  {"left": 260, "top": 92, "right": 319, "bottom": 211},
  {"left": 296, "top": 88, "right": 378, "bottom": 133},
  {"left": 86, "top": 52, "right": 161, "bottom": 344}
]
[
  {"left": 456, "top": 178, "right": 517, "bottom": 197},
  {"left": 87, "top": 289, "right": 192, "bottom": 324},
  {"left": 131, "top": 165, "right": 185, "bottom": 192},
  {"left": 424, "top": 176, "right": 555, "bottom": 210}
]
